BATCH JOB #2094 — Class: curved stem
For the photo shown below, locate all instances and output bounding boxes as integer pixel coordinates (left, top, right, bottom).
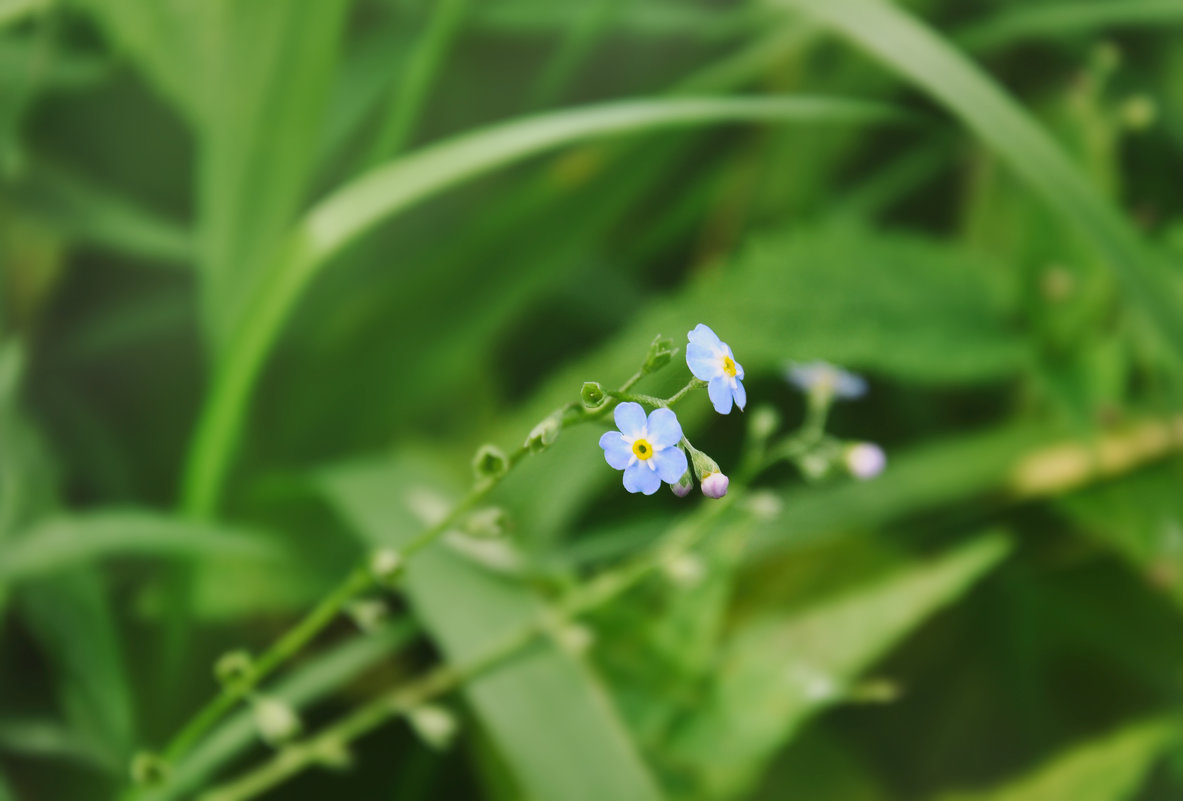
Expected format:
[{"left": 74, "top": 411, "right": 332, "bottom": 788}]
[{"left": 144, "top": 369, "right": 654, "bottom": 788}]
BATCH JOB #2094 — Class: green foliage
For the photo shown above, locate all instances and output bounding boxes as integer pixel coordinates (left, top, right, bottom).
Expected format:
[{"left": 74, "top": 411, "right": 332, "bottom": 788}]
[
  {"left": 937, "top": 720, "right": 1175, "bottom": 801},
  {"left": 321, "top": 454, "right": 665, "bottom": 801},
  {"left": 3, "top": 1, "right": 1183, "bottom": 799}
]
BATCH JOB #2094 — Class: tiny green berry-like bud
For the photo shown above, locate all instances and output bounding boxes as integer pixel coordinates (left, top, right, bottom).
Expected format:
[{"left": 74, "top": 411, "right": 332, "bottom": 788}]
[
  {"left": 670, "top": 469, "right": 693, "bottom": 498},
  {"left": 214, "top": 649, "right": 255, "bottom": 689},
  {"left": 346, "top": 598, "right": 389, "bottom": 632},
  {"left": 524, "top": 414, "right": 561, "bottom": 453},
  {"left": 580, "top": 381, "right": 608, "bottom": 411},
  {"left": 130, "top": 751, "right": 169, "bottom": 787},
  {"left": 464, "top": 506, "right": 508, "bottom": 538},
  {"left": 407, "top": 704, "right": 459, "bottom": 751},
  {"left": 252, "top": 696, "right": 302, "bottom": 746},
  {"left": 642, "top": 334, "right": 677, "bottom": 374},
  {"left": 369, "top": 548, "right": 405, "bottom": 586},
  {"left": 472, "top": 443, "right": 509, "bottom": 481}
]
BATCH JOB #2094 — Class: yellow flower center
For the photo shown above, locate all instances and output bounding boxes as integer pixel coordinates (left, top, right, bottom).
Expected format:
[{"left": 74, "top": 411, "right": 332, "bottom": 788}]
[
  {"left": 632, "top": 438, "right": 654, "bottom": 460},
  {"left": 722, "top": 355, "right": 737, "bottom": 378}
]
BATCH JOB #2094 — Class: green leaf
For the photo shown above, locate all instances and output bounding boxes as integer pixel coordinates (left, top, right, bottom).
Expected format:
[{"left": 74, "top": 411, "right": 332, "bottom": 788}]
[
  {"left": 958, "top": 1, "right": 1183, "bottom": 51},
  {"left": 937, "top": 719, "right": 1174, "bottom": 801},
  {"left": 16, "top": 570, "right": 136, "bottom": 771},
  {"left": 149, "top": 620, "right": 420, "bottom": 801},
  {"left": 664, "top": 532, "right": 1012, "bottom": 799},
  {"left": 196, "top": 0, "right": 351, "bottom": 349},
  {"left": 319, "top": 453, "right": 665, "bottom": 801},
  {"left": 775, "top": 0, "right": 1183, "bottom": 363},
  {"left": 0, "top": 509, "right": 286, "bottom": 585},
  {"left": 1055, "top": 461, "right": 1183, "bottom": 608},
  {"left": 17, "top": 162, "right": 193, "bottom": 264},
  {"left": 183, "top": 94, "right": 909, "bottom": 515}
]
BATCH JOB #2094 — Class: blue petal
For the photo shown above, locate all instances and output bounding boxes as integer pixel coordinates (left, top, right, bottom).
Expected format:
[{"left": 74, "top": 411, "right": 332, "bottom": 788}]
[
  {"left": 651, "top": 446, "right": 688, "bottom": 484},
  {"left": 646, "top": 408, "right": 683, "bottom": 448},
  {"left": 623, "top": 461, "right": 661, "bottom": 495},
  {"left": 708, "top": 376, "right": 734, "bottom": 414},
  {"left": 732, "top": 378, "right": 747, "bottom": 411},
  {"left": 599, "top": 431, "right": 632, "bottom": 470},
  {"left": 686, "top": 343, "right": 722, "bottom": 381},
  {"left": 687, "top": 324, "right": 722, "bottom": 349},
  {"left": 836, "top": 371, "right": 867, "bottom": 399},
  {"left": 614, "top": 402, "right": 647, "bottom": 438}
]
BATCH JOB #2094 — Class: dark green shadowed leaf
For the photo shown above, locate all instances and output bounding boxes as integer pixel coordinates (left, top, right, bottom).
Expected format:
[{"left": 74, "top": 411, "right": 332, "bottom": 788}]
[
  {"left": 665, "top": 532, "right": 1011, "bottom": 800},
  {"left": 936, "top": 719, "right": 1175, "bottom": 801},
  {"left": 775, "top": 0, "right": 1183, "bottom": 364}
]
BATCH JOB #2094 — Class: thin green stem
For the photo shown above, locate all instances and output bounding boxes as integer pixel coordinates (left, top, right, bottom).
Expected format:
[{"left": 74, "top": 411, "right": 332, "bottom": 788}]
[
  {"left": 608, "top": 378, "right": 704, "bottom": 409},
  {"left": 198, "top": 497, "right": 734, "bottom": 801},
  {"left": 144, "top": 368, "right": 659, "bottom": 790},
  {"left": 361, "top": 0, "right": 467, "bottom": 167}
]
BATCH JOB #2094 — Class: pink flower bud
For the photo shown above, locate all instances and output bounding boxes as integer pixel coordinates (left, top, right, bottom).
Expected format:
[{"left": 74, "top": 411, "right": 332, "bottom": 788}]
[
  {"left": 845, "top": 442, "right": 886, "bottom": 480},
  {"left": 701, "top": 471, "right": 729, "bottom": 499}
]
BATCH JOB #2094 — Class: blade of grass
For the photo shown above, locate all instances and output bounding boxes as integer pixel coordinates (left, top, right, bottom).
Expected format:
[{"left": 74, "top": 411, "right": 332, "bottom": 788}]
[
  {"left": 182, "top": 95, "right": 908, "bottom": 516},
  {"left": 361, "top": 0, "right": 467, "bottom": 166},
  {"left": 0, "top": 510, "right": 285, "bottom": 585},
  {"left": 958, "top": 0, "right": 1183, "bottom": 51},
  {"left": 775, "top": 0, "right": 1183, "bottom": 365}
]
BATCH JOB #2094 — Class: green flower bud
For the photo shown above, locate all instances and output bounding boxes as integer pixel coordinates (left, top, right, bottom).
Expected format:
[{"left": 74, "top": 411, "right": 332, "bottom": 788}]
[
  {"left": 687, "top": 447, "right": 721, "bottom": 482},
  {"left": 214, "top": 649, "right": 255, "bottom": 690},
  {"left": 252, "top": 696, "right": 302, "bottom": 746},
  {"left": 369, "top": 548, "right": 405, "bottom": 587},
  {"left": 407, "top": 704, "right": 459, "bottom": 751},
  {"left": 346, "top": 598, "right": 389, "bottom": 632},
  {"left": 642, "top": 334, "right": 677, "bottom": 374},
  {"left": 524, "top": 413, "right": 561, "bottom": 454},
  {"left": 580, "top": 381, "right": 608, "bottom": 411},
  {"left": 464, "top": 506, "right": 508, "bottom": 539},
  {"left": 129, "top": 752, "right": 169, "bottom": 787},
  {"left": 472, "top": 443, "right": 509, "bottom": 481}
]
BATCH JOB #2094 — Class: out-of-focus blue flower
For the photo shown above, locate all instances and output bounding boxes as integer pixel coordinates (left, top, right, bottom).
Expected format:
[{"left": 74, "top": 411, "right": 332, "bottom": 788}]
[
  {"left": 786, "top": 361, "right": 867, "bottom": 401},
  {"left": 686, "top": 324, "right": 746, "bottom": 414},
  {"left": 599, "top": 402, "right": 689, "bottom": 495},
  {"left": 844, "top": 442, "right": 886, "bottom": 479}
]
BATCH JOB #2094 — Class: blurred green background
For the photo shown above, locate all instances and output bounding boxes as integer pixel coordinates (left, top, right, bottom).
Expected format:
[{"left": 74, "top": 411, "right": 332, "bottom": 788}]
[{"left": 4, "top": 0, "right": 1183, "bottom": 799}]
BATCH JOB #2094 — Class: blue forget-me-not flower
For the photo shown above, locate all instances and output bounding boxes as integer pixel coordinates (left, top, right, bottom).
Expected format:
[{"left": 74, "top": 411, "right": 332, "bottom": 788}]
[
  {"left": 686, "top": 324, "right": 746, "bottom": 414},
  {"left": 786, "top": 361, "right": 867, "bottom": 401},
  {"left": 599, "top": 402, "right": 689, "bottom": 495}
]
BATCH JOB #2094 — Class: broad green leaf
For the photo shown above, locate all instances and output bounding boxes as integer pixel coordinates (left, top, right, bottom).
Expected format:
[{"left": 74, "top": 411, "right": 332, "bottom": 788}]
[
  {"left": 775, "top": 0, "right": 1183, "bottom": 363},
  {"left": 665, "top": 532, "right": 1012, "bottom": 800},
  {"left": 937, "top": 719, "right": 1174, "bottom": 801},
  {"left": 0, "top": 509, "right": 286, "bottom": 585},
  {"left": 320, "top": 454, "right": 665, "bottom": 801},
  {"left": 1055, "top": 461, "right": 1183, "bottom": 608}
]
